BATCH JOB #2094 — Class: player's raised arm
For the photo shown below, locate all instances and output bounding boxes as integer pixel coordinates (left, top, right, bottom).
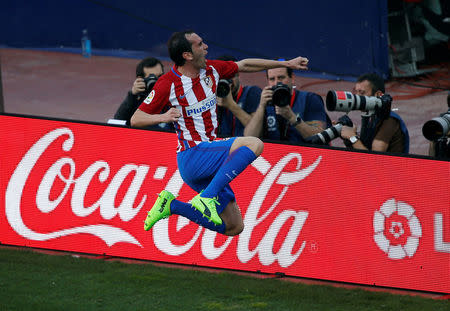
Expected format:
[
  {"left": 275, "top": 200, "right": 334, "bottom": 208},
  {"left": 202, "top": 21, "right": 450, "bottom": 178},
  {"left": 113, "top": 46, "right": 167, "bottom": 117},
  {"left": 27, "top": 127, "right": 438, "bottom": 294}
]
[{"left": 236, "top": 56, "right": 309, "bottom": 73}]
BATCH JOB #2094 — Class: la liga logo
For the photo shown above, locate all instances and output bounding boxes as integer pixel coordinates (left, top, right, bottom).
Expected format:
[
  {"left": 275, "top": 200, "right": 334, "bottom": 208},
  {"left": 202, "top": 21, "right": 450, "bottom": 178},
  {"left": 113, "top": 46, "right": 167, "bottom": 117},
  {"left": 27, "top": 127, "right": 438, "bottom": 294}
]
[
  {"left": 144, "top": 90, "right": 155, "bottom": 104},
  {"left": 373, "top": 198, "right": 422, "bottom": 260}
]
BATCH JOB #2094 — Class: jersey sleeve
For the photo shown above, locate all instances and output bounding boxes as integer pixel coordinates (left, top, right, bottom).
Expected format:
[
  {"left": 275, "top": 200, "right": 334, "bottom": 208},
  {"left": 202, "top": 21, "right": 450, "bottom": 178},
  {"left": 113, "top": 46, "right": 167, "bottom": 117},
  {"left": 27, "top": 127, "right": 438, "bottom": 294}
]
[
  {"left": 207, "top": 60, "right": 239, "bottom": 79},
  {"left": 137, "top": 78, "right": 171, "bottom": 114},
  {"left": 302, "top": 93, "right": 328, "bottom": 123}
]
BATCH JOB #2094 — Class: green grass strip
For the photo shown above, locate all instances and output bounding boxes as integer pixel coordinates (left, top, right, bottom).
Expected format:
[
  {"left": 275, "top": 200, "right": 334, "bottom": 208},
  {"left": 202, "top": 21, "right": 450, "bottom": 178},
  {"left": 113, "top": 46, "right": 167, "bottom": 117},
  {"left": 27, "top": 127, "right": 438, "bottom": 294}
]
[{"left": 0, "top": 247, "right": 447, "bottom": 311}]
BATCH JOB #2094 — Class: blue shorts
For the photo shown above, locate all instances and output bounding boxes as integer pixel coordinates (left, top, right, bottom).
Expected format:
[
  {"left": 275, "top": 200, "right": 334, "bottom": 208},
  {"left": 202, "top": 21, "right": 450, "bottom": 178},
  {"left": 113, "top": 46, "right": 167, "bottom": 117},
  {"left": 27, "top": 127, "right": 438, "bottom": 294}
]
[{"left": 177, "top": 138, "right": 237, "bottom": 214}]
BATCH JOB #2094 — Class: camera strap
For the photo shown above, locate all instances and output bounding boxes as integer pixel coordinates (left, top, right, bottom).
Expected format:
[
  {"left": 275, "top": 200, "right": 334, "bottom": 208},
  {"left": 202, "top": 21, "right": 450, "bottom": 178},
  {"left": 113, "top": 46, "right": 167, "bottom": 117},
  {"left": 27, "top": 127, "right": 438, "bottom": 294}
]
[
  {"left": 288, "top": 90, "right": 296, "bottom": 108},
  {"left": 279, "top": 91, "right": 297, "bottom": 140},
  {"left": 235, "top": 85, "right": 244, "bottom": 103}
]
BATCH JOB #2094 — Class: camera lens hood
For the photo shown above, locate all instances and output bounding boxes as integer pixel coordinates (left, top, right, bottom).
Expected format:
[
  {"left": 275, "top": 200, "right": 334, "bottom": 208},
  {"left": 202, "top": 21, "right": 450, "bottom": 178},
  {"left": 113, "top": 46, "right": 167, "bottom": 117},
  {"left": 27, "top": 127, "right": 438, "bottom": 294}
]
[{"left": 272, "top": 83, "right": 291, "bottom": 107}]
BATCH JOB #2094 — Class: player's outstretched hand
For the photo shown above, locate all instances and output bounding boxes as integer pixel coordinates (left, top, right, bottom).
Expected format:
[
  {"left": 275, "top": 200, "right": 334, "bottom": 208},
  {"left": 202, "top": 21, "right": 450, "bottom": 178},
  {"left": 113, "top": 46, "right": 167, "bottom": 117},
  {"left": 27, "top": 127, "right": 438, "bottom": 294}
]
[{"left": 286, "top": 56, "right": 309, "bottom": 70}]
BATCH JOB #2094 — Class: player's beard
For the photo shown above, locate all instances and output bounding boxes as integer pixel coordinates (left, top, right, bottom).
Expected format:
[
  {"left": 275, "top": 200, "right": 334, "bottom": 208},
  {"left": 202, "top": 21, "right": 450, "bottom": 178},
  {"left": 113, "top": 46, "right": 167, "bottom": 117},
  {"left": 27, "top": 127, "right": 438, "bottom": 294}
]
[
  {"left": 196, "top": 57, "right": 207, "bottom": 69},
  {"left": 192, "top": 50, "right": 207, "bottom": 69}
]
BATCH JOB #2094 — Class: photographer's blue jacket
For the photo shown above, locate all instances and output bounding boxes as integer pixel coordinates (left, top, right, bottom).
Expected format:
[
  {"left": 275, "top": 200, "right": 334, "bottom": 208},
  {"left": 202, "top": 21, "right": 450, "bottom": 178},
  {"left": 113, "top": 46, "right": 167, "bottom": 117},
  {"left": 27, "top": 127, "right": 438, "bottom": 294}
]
[
  {"left": 264, "top": 89, "right": 331, "bottom": 142},
  {"left": 390, "top": 111, "right": 410, "bottom": 153},
  {"left": 218, "top": 85, "right": 261, "bottom": 137},
  {"left": 361, "top": 111, "right": 410, "bottom": 153}
]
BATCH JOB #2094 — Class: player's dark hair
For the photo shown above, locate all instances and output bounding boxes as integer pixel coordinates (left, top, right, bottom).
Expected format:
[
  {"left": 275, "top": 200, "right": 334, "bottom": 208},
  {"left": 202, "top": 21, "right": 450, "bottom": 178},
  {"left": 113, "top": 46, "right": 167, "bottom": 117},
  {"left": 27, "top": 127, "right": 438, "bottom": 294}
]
[
  {"left": 265, "top": 67, "right": 293, "bottom": 79},
  {"left": 265, "top": 58, "right": 293, "bottom": 79},
  {"left": 168, "top": 30, "right": 195, "bottom": 66},
  {"left": 357, "top": 73, "right": 385, "bottom": 95},
  {"left": 135, "top": 57, "right": 163, "bottom": 77}
]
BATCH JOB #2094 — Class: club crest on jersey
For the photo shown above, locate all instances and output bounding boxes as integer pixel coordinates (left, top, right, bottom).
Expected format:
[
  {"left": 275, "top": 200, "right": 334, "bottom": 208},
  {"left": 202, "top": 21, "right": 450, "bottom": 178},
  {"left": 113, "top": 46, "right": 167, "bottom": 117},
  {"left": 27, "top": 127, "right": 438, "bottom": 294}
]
[
  {"left": 204, "top": 75, "right": 213, "bottom": 88},
  {"left": 144, "top": 90, "right": 155, "bottom": 104}
]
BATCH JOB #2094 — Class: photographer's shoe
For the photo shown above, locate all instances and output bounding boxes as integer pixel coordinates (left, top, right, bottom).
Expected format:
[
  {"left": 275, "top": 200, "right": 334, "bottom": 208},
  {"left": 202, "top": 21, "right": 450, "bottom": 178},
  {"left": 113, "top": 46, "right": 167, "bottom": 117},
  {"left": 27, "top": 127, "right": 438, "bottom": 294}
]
[
  {"left": 144, "top": 190, "right": 175, "bottom": 231},
  {"left": 191, "top": 193, "right": 222, "bottom": 225}
]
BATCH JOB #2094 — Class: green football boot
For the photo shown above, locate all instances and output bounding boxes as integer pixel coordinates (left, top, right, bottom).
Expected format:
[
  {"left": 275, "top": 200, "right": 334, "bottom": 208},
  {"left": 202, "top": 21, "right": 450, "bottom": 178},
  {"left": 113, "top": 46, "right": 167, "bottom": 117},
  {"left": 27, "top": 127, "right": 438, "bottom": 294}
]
[
  {"left": 144, "top": 190, "right": 175, "bottom": 231},
  {"left": 191, "top": 193, "right": 222, "bottom": 225}
]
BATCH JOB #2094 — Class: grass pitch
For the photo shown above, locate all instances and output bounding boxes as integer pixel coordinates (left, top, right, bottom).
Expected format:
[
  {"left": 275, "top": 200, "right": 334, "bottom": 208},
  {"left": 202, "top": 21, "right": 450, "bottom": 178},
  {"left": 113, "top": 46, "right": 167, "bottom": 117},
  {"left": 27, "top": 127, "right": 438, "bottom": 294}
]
[{"left": 0, "top": 247, "right": 447, "bottom": 311}]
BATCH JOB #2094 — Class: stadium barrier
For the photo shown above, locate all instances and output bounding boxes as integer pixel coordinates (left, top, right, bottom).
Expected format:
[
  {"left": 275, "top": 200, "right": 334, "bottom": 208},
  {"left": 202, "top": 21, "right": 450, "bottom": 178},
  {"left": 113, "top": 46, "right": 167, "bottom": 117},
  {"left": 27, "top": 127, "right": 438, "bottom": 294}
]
[{"left": 0, "top": 114, "right": 448, "bottom": 293}]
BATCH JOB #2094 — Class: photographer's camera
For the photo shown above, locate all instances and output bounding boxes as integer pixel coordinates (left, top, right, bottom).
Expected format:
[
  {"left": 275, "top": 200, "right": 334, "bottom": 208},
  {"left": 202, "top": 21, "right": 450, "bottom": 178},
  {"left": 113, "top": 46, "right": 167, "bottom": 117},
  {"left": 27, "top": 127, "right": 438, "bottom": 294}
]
[
  {"left": 143, "top": 74, "right": 158, "bottom": 93},
  {"left": 326, "top": 90, "right": 392, "bottom": 119},
  {"left": 217, "top": 79, "right": 232, "bottom": 98},
  {"left": 422, "top": 109, "right": 450, "bottom": 141},
  {"left": 308, "top": 114, "right": 354, "bottom": 145},
  {"left": 269, "top": 82, "right": 291, "bottom": 107}
]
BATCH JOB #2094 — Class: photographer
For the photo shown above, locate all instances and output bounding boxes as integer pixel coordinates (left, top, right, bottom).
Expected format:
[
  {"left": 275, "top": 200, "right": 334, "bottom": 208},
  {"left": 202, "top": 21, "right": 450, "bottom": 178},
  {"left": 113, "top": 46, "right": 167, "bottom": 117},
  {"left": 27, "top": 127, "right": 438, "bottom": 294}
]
[
  {"left": 339, "top": 73, "right": 409, "bottom": 153},
  {"left": 244, "top": 66, "right": 330, "bottom": 142},
  {"left": 426, "top": 91, "right": 450, "bottom": 158},
  {"left": 216, "top": 55, "right": 262, "bottom": 137},
  {"left": 114, "top": 57, "right": 172, "bottom": 131}
]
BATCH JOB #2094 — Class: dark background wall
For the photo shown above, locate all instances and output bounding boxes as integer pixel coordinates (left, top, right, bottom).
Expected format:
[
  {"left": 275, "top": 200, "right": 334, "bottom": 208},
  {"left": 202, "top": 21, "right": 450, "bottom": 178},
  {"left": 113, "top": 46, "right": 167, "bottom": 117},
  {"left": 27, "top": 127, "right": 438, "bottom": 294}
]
[{"left": 0, "top": 0, "right": 389, "bottom": 79}]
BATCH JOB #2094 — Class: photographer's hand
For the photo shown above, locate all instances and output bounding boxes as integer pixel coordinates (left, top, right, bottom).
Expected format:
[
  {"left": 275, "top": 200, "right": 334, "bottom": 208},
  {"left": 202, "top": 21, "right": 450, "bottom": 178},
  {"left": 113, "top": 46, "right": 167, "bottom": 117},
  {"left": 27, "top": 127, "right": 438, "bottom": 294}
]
[
  {"left": 132, "top": 77, "right": 146, "bottom": 95},
  {"left": 340, "top": 125, "right": 357, "bottom": 140},
  {"left": 216, "top": 91, "right": 234, "bottom": 109},
  {"left": 275, "top": 105, "right": 296, "bottom": 122},
  {"left": 277, "top": 105, "right": 325, "bottom": 139},
  {"left": 217, "top": 91, "right": 254, "bottom": 127},
  {"left": 259, "top": 86, "right": 273, "bottom": 107},
  {"left": 341, "top": 125, "right": 368, "bottom": 150},
  {"left": 243, "top": 86, "right": 272, "bottom": 137}
]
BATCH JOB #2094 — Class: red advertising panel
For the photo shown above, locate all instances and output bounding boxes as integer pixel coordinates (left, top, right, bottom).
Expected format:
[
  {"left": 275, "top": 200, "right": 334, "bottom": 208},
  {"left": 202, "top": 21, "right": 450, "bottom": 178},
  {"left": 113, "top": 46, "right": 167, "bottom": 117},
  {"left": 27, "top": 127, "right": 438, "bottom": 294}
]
[{"left": 0, "top": 115, "right": 449, "bottom": 293}]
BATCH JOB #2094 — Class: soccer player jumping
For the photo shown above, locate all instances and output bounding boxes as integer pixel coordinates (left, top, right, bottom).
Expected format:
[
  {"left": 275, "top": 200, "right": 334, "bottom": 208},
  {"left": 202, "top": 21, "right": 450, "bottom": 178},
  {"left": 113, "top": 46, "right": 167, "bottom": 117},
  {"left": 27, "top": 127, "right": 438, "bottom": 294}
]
[{"left": 131, "top": 30, "right": 309, "bottom": 236}]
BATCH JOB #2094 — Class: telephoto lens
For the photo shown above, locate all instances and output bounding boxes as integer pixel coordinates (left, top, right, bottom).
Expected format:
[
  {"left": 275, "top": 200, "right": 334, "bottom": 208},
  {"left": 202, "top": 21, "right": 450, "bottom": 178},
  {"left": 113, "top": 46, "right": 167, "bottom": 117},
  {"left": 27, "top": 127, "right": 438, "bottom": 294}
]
[
  {"left": 307, "top": 115, "right": 353, "bottom": 145},
  {"left": 422, "top": 110, "right": 450, "bottom": 141},
  {"left": 326, "top": 90, "right": 391, "bottom": 113}
]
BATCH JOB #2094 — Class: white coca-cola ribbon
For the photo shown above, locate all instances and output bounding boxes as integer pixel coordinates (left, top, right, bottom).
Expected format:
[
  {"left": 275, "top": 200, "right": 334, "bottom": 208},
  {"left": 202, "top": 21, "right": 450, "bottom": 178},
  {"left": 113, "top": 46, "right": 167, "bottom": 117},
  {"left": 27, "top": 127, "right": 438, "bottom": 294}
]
[
  {"left": 237, "top": 153, "right": 321, "bottom": 267},
  {"left": 5, "top": 127, "right": 141, "bottom": 247}
]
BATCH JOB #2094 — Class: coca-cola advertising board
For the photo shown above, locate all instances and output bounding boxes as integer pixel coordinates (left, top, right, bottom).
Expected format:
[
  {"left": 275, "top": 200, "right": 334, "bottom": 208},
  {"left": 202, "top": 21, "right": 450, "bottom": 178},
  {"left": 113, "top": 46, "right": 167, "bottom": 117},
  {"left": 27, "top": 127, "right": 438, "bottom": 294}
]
[{"left": 0, "top": 114, "right": 448, "bottom": 293}]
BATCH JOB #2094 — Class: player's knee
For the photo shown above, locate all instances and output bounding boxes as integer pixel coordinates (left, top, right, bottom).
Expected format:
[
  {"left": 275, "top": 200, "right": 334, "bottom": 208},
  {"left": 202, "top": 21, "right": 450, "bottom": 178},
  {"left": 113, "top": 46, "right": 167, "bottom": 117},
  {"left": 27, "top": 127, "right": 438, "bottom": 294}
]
[
  {"left": 246, "top": 136, "right": 264, "bottom": 157},
  {"left": 222, "top": 204, "right": 244, "bottom": 236},
  {"left": 232, "top": 136, "right": 264, "bottom": 157},
  {"left": 225, "top": 220, "right": 244, "bottom": 236}
]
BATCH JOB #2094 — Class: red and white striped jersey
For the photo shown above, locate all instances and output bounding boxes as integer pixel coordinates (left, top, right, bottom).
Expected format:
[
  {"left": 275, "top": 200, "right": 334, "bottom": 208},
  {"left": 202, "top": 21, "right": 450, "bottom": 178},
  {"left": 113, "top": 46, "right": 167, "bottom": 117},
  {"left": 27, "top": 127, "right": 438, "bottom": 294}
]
[{"left": 138, "top": 60, "right": 238, "bottom": 152}]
